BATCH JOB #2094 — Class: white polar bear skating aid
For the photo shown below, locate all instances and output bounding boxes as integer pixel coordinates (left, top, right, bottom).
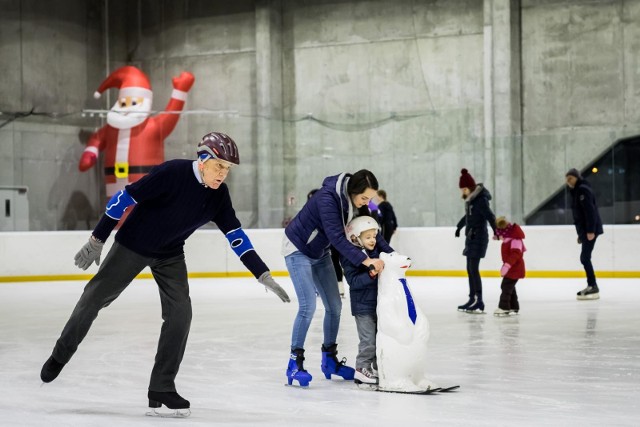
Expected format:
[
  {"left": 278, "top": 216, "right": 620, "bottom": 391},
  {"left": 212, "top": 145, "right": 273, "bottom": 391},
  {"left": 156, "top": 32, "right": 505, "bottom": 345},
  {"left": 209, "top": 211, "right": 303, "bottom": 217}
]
[{"left": 375, "top": 252, "right": 438, "bottom": 393}]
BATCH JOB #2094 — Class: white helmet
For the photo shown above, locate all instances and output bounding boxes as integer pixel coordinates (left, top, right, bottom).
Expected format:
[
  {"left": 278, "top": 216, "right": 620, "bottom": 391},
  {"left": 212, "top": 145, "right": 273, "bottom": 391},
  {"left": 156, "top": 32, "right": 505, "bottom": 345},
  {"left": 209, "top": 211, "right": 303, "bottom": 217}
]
[{"left": 345, "top": 216, "right": 379, "bottom": 247}]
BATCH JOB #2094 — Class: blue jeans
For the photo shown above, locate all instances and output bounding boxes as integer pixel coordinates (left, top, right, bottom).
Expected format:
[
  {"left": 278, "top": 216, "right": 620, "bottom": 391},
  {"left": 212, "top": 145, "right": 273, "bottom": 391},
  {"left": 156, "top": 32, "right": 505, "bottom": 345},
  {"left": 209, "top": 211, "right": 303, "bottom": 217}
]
[{"left": 286, "top": 250, "right": 342, "bottom": 351}]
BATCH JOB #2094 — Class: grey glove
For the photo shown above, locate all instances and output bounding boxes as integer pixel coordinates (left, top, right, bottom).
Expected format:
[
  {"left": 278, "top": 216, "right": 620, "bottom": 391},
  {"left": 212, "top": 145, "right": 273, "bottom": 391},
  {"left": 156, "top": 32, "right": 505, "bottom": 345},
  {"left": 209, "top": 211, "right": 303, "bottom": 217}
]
[
  {"left": 74, "top": 236, "right": 104, "bottom": 270},
  {"left": 258, "top": 272, "right": 291, "bottom": 303}
]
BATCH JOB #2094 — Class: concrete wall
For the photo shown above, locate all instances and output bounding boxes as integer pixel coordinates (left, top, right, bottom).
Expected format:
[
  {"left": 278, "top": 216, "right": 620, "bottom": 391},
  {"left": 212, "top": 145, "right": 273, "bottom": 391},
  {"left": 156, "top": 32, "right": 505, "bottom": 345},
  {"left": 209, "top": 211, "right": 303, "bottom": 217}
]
[
  {"left": 2, "top": 0, "right": 639, "bottom": 231},
  {"left": 0, "top": 0, "right": 107, "bottom": 230},
  {"left": 281, "top": 0, "right": 486, "bottom": 227},
  {"left": 521, "top": 0, "right": 640, "bottom": 215},
  {"left": 1, "top": 225, "right": 638, "bottom": 280}
]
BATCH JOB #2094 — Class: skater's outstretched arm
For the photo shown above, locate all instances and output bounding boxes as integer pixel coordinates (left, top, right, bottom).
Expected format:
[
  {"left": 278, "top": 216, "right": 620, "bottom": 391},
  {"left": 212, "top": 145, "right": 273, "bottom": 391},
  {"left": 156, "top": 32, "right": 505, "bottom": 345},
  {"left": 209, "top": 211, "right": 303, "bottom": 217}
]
[{"left": 214, "top": 187, "right": 290, "bottom": 303}]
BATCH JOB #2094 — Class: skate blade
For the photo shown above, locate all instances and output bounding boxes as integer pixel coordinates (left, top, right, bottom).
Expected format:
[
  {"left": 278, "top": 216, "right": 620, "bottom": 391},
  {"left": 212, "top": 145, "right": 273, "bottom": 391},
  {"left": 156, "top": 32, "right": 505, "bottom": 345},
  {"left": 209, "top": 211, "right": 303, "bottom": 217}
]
[
  {"left": 465, "top": 310, "right": 486, "bottom": 315},
  {"left": 356, "top": 383, "right": 379, "bottom": 391},
  {"left": 284, "top": 382, "right": 310, "bottom": 388},
  {"left": 146, "top": 408, "right": 191, "bottom": 418},
  {"left": 577, "top": 294, "right": 599, "bottom": 301}
]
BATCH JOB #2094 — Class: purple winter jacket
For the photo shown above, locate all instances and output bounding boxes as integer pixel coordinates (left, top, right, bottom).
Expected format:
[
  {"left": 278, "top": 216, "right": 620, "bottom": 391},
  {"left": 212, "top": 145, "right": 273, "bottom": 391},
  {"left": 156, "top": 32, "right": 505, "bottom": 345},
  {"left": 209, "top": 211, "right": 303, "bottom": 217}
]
[{"left": 284, "top": 173, "right": 393, "bottom": 266}]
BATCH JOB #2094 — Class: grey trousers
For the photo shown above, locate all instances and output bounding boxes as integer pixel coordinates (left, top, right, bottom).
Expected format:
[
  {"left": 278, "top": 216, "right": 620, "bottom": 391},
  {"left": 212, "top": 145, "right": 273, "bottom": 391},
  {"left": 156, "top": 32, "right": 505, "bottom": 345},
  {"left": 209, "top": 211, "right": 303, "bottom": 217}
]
[
  {"left": 355, "top": 313, "right": 377, "bottom": 370},
  {"left": 52, "top": 242, "right": 192, "bottom": 392}
]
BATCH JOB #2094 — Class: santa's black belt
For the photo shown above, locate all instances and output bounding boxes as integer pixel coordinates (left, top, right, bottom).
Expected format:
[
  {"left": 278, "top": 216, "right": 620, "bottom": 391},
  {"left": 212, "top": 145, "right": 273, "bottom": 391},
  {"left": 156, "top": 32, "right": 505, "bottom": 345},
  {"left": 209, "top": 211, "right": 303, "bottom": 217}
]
[{"left": 104, "top": 165, "right": 155, "bottom": 176}]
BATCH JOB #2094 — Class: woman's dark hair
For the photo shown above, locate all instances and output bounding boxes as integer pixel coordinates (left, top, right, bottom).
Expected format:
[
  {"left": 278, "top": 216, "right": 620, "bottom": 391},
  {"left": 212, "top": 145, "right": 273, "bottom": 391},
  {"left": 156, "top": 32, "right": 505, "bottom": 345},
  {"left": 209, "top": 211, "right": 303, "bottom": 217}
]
[
  {"left": 347, "top": 169, "right": 379, "bottom": 196},
  {"left": 307, "top": 188, "right": 319, "bottom": 200}
]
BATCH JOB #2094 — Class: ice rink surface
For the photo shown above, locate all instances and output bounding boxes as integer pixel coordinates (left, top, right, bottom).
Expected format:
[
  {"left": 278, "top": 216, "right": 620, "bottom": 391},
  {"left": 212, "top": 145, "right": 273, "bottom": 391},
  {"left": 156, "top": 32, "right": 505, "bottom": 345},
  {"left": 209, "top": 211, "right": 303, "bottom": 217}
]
[{"left": 1, "top": 276, "right": 638, "bottom": 426}]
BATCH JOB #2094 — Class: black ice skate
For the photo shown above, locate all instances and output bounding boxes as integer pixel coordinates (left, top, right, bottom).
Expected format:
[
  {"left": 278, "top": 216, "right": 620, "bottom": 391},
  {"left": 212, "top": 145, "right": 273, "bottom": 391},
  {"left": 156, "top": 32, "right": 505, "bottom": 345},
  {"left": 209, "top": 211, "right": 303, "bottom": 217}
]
[
  {"left": 577, "top": 286, "right": 600, "bottom": 301},
  {"left": 40, "top": 356, "right": 65, "bottom": 383},
  {"left": 146, "top": 391, "right": 191, "bottom": 418}
]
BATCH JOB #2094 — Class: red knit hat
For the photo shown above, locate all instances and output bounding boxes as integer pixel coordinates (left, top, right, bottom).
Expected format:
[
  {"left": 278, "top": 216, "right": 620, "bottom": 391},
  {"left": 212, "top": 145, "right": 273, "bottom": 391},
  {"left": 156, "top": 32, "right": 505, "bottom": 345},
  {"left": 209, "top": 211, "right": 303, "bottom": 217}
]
[{"left": 459, "top": 168, "right": 476, "bottom": 189}]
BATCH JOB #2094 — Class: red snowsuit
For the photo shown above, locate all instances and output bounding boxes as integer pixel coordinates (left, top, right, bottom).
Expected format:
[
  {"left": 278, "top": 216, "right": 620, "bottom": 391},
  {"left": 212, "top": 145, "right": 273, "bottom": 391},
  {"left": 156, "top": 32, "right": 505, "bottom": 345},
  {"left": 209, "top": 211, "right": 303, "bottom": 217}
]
[{"left": 500, "top": 224, "right": 526, "bottom": 279}]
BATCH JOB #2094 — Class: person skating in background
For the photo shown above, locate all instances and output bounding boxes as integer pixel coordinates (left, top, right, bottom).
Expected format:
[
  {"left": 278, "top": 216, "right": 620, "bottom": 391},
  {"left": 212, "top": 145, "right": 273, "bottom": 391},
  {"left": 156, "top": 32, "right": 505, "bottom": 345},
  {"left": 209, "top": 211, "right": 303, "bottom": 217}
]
[
  {"left": 566, "top": 168, "right": 603, "bottom": 300},
  {"left": 376, "top": 190, "right": 398, "bottom": 244},
  {"left": 308, "top": 188, "right": 345, "bottom": 298},
  {"left": 283, "top": 170, "right": 392, "bottom": 387},
  {"left": 494, "top": 216, "right": 526, "bottom": 317},
  {"left": 340, "top": 216, "right": 383, "bottom": 387},
  {"left": 455, "top": 169, "right": 497, "bottom": 314},
  {"left": 40, "top": 133, "right": 290, "bottom": 418}
]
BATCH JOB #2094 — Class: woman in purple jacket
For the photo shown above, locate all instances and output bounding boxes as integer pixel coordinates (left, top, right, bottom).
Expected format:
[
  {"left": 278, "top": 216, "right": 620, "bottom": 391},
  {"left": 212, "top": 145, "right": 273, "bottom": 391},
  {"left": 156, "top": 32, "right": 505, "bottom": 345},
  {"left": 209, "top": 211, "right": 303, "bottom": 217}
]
[{"left": 282, "top": 170, "right": 393, "bottom": 387}]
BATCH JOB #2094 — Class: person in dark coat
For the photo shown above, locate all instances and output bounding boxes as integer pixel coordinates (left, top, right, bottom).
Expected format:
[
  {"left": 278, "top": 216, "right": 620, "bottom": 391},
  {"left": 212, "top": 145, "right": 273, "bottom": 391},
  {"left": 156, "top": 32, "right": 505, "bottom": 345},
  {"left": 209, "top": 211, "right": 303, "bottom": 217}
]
[
  {"left": 566, "top": 168, "right": 603, "bottom": 300},
  {"left": 454, "top": 169, "right": 496, "bottom": 313},
  {"left": 376, "top": 190, "right": 398, "bottom": 244},
  {"left": 282, "top": 170, "right": 393, "bottom": 387}
]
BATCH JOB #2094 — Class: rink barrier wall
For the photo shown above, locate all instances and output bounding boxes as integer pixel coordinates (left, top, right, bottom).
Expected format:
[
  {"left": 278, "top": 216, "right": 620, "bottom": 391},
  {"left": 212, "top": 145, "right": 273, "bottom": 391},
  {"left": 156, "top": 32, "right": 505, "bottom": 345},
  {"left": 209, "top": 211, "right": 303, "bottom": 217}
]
[{"left": 0, "top": 225, "right": 638, "bottom": 282}]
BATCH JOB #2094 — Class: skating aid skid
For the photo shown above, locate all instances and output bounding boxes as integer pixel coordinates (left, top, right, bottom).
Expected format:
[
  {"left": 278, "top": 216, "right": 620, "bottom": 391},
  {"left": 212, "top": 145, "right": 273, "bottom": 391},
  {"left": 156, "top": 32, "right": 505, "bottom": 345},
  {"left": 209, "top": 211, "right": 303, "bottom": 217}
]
[{"left": 372, "top": 385, "right": 460, "bottom": 395}]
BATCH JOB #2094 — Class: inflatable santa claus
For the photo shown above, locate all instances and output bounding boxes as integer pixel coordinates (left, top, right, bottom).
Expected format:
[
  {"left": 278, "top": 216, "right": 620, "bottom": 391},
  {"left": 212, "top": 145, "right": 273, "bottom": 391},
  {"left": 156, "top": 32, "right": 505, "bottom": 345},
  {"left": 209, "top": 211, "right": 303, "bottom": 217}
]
[{"left": 79, "top": 65, "right": 194, "bottom": 205}]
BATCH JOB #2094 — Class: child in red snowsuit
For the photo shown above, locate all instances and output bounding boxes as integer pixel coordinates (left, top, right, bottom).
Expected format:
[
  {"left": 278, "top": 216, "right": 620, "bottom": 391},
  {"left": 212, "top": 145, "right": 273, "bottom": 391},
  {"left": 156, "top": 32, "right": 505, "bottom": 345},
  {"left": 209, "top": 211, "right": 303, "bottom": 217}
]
[{"left": 494, "top": 217, "right": 526, "bottom": 316}]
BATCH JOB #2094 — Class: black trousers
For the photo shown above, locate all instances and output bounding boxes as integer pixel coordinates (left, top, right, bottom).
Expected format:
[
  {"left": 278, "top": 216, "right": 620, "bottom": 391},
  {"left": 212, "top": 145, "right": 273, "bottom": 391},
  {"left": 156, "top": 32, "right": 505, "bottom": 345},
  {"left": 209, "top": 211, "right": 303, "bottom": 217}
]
[
  {"left": 330, "top": 245, "right": 343, "bottom": 282},
  {"left": 580, "top": 236, "right": 598, "bottom": 287},
  {"left": 51, "top": 242, "right": 192, "bottom": 392},
  {"left": 499, "top": 278, "right": 519, "bottom": 311},
  {"left": 466, "top": 257, "right": 482, "bottom": 298},
  {"left": 382, "top": 225, "right": 394, "bottom": 245}
]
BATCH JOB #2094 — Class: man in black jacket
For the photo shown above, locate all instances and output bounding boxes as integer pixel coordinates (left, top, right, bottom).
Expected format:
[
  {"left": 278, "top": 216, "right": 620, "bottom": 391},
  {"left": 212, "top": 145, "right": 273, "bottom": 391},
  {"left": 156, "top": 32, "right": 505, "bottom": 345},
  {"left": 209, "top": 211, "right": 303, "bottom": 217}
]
[{"left": 566, "top": 168, "right": 603, "bottom": 300}]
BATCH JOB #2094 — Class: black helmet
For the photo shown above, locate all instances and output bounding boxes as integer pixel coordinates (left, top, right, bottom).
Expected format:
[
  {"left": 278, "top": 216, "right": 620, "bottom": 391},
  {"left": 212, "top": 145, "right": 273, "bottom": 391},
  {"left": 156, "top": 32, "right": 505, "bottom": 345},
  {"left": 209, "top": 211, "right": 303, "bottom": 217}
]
[{"left": 197, "top": 132, "right": 240, "bottom": 165}]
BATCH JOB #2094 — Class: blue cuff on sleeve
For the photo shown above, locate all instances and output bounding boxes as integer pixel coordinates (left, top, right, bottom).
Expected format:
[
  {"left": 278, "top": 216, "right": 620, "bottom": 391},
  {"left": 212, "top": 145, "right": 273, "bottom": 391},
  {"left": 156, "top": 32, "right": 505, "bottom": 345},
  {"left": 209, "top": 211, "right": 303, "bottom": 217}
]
[
  {"left": 225, "top": 228, "right": 255, "bottom": 258},
  {"left": 105, "top": 189, "right": 137, "bottom": 220}
]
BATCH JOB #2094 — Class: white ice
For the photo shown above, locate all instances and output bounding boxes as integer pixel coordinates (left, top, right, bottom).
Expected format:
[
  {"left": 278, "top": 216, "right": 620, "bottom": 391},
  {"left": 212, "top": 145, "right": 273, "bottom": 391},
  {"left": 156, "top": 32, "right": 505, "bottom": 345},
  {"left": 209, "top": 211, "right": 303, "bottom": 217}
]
[{"left": 0, "top": 277, "right": 639, "bottom": 426}]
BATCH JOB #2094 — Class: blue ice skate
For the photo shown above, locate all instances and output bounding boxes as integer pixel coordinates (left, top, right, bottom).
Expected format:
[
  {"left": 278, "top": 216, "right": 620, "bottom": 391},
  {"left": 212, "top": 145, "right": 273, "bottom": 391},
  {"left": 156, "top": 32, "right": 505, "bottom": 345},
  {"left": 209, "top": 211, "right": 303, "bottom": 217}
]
[
  {"left": 287, "top": 349, "right": 312, "bottom": 387},
  {"left": 321, "top": 343, "right": 355, "bottom": 380}
]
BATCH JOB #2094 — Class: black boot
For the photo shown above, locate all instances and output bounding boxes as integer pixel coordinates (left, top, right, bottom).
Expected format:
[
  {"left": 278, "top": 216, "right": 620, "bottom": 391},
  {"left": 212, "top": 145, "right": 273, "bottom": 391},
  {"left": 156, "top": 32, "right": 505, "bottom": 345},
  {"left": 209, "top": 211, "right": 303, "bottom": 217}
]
[
  {"left": 457, "top": 296, "right": 474, "bottom": 312},
  {"left": 148, "top": 390, "right": 190, "bottom": 410},
  {"left": 40, "top": 356, "right": 65, "bottom": 383}
]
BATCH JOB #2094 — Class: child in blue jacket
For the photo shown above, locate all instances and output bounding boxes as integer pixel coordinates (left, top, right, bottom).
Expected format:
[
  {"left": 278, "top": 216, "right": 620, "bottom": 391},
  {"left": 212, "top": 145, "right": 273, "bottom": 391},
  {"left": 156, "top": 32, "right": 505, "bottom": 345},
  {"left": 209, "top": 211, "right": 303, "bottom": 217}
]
[{"left": 341, "top": 216, "right": 385, "bottom": 386}]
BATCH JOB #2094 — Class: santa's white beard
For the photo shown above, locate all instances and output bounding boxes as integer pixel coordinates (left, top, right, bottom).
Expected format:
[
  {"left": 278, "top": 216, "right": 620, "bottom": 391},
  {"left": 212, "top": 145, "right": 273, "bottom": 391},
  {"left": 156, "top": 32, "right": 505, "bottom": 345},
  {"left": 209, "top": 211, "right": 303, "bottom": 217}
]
[{"left": 107, "top": 100, "right": 152, "bottom": 129}]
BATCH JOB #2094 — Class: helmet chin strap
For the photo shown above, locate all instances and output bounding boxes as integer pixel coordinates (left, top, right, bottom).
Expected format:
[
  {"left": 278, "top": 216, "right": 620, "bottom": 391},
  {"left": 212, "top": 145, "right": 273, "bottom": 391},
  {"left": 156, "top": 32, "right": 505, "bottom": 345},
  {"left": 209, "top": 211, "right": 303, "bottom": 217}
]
[{"left": 198, "top": 159, "right": 209, "bottom": 188}]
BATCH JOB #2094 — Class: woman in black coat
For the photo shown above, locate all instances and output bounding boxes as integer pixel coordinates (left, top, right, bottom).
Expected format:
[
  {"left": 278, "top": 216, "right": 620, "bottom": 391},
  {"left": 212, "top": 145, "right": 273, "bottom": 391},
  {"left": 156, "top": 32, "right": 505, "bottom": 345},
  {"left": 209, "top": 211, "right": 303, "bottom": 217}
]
[{"left": 455, "top": 169, "right": 496, "bottom": 313}]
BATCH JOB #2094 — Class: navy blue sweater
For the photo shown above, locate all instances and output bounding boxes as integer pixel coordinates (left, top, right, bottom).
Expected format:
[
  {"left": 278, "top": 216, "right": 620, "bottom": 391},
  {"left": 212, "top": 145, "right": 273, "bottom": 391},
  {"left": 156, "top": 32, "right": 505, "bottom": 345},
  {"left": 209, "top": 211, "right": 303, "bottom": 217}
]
[
  {"left": 341, "top": 247, "right": 380, "bottom": 316},
  {"left": 92, "top": 159, "right": 268, "bottom": 277}
]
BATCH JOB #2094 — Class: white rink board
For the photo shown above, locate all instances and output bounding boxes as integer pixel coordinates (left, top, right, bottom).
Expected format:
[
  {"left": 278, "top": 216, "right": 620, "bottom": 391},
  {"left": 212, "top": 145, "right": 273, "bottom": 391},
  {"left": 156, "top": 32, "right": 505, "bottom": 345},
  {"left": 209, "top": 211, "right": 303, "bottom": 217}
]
[{"left": 1, "top": 225, "right": 639, "bottom": 278}]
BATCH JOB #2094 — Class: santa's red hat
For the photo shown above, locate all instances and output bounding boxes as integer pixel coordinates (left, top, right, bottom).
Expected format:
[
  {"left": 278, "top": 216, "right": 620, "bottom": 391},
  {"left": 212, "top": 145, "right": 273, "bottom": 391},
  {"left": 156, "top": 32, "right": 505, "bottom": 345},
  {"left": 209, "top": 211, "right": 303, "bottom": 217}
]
[{"left": 93, "top": 66, "right": 153, "bottom": 100}]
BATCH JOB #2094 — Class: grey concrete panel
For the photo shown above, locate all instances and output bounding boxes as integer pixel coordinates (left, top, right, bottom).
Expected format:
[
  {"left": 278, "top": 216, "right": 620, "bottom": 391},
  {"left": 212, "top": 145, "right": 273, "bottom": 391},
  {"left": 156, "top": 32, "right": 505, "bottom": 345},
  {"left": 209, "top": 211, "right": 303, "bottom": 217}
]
[
  {"left": 623, "top": 0, "right": 640, "bottom": 123},
  {"left": 522, "top": 1, "right": 624, "bottom": 131},
  {"left": 0, "top": 0, "right": 22, "bottom": 112},
  {"left": 415, "top": 34, "right": 484, "bottom": 108},
  {"left": 0, "top": 128, "right": 17, "bottom": 185},
  {"left": 412, "top": 0, "right": 484, "bottom": 37},
  {"left": 291, "top": 0, "right": 416, "bottom": 47},
  {"left": 20, "top": 0, "right": 95, "bottom": 114}
]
